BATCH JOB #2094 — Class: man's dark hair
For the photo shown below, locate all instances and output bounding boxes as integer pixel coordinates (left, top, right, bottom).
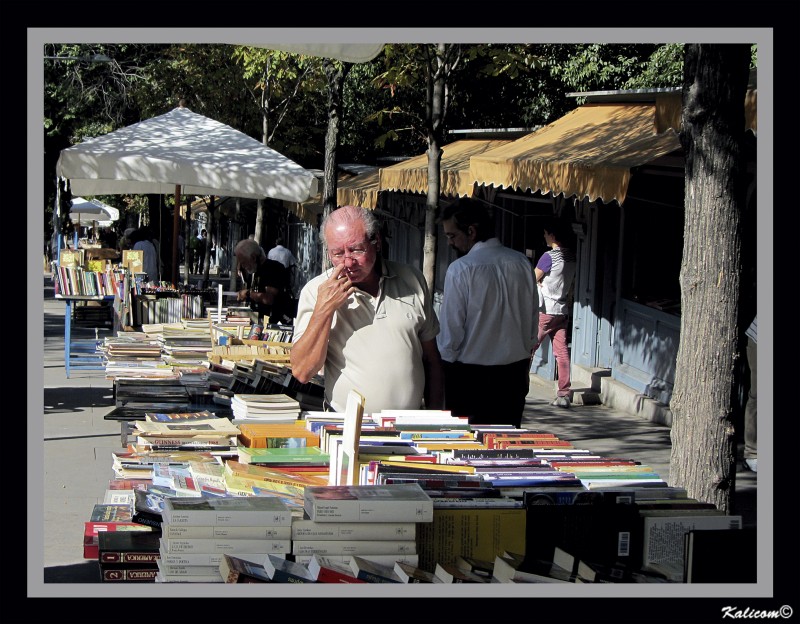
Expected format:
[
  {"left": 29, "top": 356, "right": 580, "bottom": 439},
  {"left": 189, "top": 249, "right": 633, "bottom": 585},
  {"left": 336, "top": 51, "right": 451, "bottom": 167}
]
[
  {"left": 275, "top": 237, "right": 284, "bottom": 247},
  {"left": 437, "top": 197, "right": 495, "bottom": 242}
]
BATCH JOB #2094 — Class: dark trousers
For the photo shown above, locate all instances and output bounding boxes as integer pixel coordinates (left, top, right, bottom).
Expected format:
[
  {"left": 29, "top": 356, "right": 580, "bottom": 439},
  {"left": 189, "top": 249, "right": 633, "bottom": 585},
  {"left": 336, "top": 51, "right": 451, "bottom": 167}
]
[{"left": 442, "top": 358, "right": 531, "bottom": 428}]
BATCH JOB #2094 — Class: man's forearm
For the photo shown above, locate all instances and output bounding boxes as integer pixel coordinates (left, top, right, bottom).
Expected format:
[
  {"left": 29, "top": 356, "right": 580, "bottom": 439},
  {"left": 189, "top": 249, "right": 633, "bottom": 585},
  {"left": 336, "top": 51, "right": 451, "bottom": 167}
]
[{"left": 290, "top": 313, "right": 333, "bottom": 382}]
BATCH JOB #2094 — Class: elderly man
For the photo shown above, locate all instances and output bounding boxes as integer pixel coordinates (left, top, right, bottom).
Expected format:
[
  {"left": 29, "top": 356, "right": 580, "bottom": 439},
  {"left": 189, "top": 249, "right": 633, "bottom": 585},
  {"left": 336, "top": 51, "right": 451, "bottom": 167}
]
[
  {"left": 290, "top": 205, "right": 443, "bottom": 413},
  {"left": 234, "top": 238, "right": 292, "bottom": 325}
]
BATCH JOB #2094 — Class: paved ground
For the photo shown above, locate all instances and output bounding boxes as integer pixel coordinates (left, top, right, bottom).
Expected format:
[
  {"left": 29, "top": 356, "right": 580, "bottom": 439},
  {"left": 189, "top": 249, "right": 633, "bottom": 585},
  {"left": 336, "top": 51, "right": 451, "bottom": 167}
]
[{"left": 34, "top": 272, "right": 758, "bottom": 594}]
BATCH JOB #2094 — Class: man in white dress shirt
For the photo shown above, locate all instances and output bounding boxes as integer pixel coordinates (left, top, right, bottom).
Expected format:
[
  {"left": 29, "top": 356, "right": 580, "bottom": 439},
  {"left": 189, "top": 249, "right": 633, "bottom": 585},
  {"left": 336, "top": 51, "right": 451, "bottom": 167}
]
[{"left": 437, "top": 198, "right": 537, "bottom": 428}]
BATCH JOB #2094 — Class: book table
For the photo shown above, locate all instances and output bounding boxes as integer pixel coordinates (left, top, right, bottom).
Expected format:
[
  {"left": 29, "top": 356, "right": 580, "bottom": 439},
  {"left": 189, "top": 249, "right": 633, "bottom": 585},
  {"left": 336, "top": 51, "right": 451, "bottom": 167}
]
[{"left": 56, "top": 294, "right": 114, "bottom": 378}]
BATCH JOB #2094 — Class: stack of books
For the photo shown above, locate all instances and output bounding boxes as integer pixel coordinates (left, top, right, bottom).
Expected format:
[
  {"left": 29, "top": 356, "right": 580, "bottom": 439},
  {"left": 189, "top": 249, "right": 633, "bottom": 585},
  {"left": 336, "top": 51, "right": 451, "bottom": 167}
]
[
  {"left": 230, "top": 393, "right": 301, "bottom": 423},
  {"left": 156, "top": 496, "right": 294, "bottom": 582},
  {"left": 98, "top": 531, "right": 161, "bottom": 583},
  {"left": 293, "top": 483, "right": 434, "bottom": 573}
]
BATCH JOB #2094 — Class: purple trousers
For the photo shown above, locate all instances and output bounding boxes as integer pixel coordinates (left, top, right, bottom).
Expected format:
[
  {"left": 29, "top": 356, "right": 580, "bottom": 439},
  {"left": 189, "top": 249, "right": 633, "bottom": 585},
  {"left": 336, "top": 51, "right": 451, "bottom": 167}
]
[{"left": 533, "top": 313, "right": 571, "bottom": 397}]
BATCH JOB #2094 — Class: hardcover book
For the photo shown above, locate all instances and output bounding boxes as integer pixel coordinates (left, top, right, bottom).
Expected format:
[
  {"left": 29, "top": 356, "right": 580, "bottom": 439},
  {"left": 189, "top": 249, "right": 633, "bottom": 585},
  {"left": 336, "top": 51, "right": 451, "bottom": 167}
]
[
  {"left": 303, "top": 483, "right": 434, "bottom": 523},
  {"left": 98, "top": 530, "right": 161, "bottom": 564},
  {"left": 83, "top": 522, "right": 153, "bottom": 560},
  {"left": 162, "top": 495, "right": 293, "bottom": 526},
  {"left": 100, "top": 566, "right": 158, "bottom": 582}
]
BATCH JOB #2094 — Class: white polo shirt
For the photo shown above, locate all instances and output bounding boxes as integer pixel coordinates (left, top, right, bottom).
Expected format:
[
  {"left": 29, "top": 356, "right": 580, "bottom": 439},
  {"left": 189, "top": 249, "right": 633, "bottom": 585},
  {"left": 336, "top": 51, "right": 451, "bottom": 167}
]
[{"left": 293, "top": 259, "right": 439, "bottom": 413}]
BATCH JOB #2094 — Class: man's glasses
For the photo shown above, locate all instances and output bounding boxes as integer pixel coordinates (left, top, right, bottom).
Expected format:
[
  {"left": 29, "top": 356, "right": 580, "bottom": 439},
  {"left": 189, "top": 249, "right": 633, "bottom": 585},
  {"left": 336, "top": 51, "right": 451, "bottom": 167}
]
[{"left": 329, "top": 240, "right": 376, "bottom": 261}]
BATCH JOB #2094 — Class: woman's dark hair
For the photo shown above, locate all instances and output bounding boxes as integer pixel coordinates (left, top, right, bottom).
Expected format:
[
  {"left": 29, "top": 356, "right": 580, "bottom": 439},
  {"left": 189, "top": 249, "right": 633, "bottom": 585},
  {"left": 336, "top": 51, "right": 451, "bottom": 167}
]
[{"left": 543, "top": 219, "right": 572, "bottom": 245}]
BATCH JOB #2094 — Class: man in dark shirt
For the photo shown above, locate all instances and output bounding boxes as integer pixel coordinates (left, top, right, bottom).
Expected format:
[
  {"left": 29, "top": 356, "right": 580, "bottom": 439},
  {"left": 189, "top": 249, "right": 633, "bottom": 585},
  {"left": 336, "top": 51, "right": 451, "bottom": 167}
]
[{"left": 234, "top": 238, "right": 292, "bottom": 325}]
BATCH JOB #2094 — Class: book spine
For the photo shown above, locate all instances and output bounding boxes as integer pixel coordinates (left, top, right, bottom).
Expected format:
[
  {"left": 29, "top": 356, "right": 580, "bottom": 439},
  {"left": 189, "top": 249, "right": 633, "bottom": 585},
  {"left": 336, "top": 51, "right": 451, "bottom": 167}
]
[
  {"left": 158, "top": 552, "right": 226, "bottom": 566},
  {"left": 291, "top": 520, "right": 416, "bottom": 541},
  {"left": 161, "top": 538, "right": 292, "bottom": 554},
  {"left": 162, "top": 524, "right": 291, "bottom": 540},
  {"left": 292, "top": 540, "right": 417, "bottom": 556},
  {"left": 100, "top": 551, "right": 160, "bottom": 564},
  {"left": 164, "top": 511, "right": 293, "bottom": 527},
  {"left": 157, "top": 564, "right": 221, "bottom": 576},
  {"left": 101, "top": 567, "right": 158, "bottom": 582},
  {"left": 305, "top": 500, "right": 433, "bottom": 523}
]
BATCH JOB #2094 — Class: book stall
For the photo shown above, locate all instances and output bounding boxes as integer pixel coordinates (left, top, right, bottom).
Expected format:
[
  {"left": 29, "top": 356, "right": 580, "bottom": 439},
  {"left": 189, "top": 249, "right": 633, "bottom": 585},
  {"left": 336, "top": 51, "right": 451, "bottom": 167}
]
[
  {"left": 87, "top": 364, "right": 754, "bottom": 585},
  {"left": 83, "top": 274, "right": 753, "bottom": 586}
]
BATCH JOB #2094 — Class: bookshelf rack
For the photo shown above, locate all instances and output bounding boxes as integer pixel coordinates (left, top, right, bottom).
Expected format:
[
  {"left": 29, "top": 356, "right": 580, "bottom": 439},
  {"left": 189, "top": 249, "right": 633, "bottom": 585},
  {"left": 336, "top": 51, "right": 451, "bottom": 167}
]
[{"left": 56, "top": 294, "right": 115, "bottom": 377}]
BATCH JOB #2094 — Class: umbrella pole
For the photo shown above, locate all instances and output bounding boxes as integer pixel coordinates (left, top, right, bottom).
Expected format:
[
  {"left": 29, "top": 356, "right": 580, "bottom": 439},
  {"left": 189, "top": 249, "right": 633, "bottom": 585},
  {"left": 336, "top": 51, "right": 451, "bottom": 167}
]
[{"left": 172, "top": 185, "right": 181, "bottom": 286}]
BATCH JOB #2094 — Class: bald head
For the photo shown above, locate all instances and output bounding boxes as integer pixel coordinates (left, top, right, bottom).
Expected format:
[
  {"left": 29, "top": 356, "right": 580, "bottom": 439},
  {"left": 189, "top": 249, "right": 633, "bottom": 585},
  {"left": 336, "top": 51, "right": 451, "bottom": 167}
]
[{"left": 321, "top": 206, "right": 379, "bottom": 246}]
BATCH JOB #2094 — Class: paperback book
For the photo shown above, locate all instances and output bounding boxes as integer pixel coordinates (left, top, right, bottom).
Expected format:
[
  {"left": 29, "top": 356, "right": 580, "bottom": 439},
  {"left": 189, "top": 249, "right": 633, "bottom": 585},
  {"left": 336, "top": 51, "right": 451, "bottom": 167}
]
[
  {"left": 303, "top": 483, "right": 434, "bottom": 523},
  {"left": 291, "top": 519, "right": 416, "bottom": 541},
  {"left": 262, "top": 553, "right": 316, "bottom": 583},
  {"left": 307, "top": 554, "right": 367, "bottom": 583},
  {"left": 219, "top": 553, "right": 272, "bottom": 583},
  {"left": 162, "top": 495, "right": 293, "bottom": 526}
]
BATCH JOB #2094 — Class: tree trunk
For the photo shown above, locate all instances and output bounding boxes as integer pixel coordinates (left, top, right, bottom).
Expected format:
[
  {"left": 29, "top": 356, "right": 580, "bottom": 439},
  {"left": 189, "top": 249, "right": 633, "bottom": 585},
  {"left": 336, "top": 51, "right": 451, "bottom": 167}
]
[
  {"left": 422, "top": 44, "right": 450, "bottom": 292},
  {"left": 669, "top": 44, "right": 751, "bottom": 512},
  {"left": 322, "top": 59, "right": 350, "bottom": 217}
]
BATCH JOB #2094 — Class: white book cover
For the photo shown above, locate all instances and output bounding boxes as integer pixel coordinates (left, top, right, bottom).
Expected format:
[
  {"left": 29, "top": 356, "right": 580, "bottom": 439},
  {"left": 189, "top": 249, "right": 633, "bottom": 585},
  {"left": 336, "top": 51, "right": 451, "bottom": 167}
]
[
  {"left": 162, "top": 495, "right": 293, "bottom": 526},
  {"left": 304, "top": 483, "right": 434, "bottom": 523}
]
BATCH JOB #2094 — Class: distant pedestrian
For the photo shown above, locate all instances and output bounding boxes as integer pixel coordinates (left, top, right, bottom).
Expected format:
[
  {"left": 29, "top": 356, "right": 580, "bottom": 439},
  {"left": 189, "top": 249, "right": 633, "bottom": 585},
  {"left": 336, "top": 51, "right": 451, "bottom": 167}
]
[
  {"left": 267, "top": 237, "right": 297, "bottom": 270},
  {"left": 128, "top": 227, "right": 159, "bottom": 282},
  {"left": 194, "top": 228, "right": 207, "bottom": 274},
  {"left": 532, "top": 219, "right": 577, "bottom": 408}
]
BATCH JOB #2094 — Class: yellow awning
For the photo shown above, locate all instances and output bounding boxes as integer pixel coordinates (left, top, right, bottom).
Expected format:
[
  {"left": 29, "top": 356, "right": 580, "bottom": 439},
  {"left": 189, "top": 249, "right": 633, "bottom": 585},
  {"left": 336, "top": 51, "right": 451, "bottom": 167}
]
[
  {"left": 469, "top": 103, "right": 682, "bottom": 205},
  {"left": 654, "top": 90, "right": 757, "bottom": 135},
  {"left": 379, "top": 139, "right": 514, "bottom": 198},
  {"left": 336, "top": 168, "right": 381, "bottom": 210}
]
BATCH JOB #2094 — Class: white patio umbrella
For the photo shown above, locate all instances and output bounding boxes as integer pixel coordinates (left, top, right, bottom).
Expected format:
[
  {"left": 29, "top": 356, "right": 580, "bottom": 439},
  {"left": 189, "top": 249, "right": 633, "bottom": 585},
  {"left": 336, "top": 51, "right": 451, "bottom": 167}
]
[
  {"left": 69, "top": 197, "right": 120, "bottom": 224},
  {"left": 56, "top": 105, "right": 319, "bottom": 284}
]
